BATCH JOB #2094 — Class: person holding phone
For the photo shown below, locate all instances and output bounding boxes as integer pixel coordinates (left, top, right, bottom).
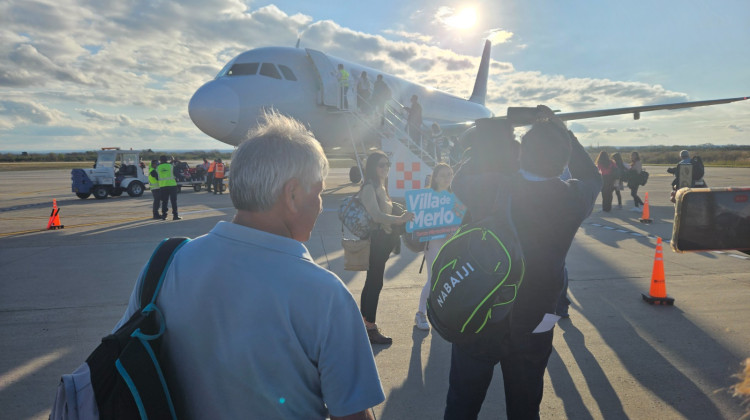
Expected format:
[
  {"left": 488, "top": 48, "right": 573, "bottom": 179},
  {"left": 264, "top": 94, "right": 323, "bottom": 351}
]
[{"left": 359, "top": 151, "right": 415, "bottom": 344}]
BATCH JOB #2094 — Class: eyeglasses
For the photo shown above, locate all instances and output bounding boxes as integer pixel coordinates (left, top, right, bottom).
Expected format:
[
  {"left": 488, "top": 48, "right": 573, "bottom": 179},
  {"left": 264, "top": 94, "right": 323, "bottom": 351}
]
[{"left": 378, "top": 161, "right": 391, "bottom": 169}]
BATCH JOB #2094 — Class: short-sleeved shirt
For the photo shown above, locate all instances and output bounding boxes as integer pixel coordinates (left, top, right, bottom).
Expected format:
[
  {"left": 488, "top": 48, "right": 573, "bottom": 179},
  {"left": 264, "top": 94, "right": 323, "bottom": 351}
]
[{"left": 116, "top": 221, "right": 384, "bottom": 419}]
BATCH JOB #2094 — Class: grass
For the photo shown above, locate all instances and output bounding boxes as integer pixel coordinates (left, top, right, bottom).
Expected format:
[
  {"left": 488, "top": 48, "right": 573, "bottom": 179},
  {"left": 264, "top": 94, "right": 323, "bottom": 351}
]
[
  {"left": 0, "top": 158, "right": 358, "bottom": 172},
  {"left": 0, "top": 162, "right": 94, "bottom": 171}
]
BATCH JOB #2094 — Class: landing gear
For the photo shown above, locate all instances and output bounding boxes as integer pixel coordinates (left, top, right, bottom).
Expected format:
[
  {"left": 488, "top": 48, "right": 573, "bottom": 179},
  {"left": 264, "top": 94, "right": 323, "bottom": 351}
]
[{"left": 349, "top": 166, "right": 362, "bottom": 183}]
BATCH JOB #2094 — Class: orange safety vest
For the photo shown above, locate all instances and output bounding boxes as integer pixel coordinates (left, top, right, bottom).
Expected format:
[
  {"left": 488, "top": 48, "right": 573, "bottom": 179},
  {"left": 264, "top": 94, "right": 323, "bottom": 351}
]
[
  {"left": 207, "top": 162, "right": 216, "bottom": 173},
  {"left": 214, "top": 163, "right": 225, "bottom": 179}
]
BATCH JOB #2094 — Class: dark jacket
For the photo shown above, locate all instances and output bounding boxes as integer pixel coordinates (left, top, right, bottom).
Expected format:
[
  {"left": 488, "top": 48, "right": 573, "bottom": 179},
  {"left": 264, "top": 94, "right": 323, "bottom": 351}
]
[{"left": 452, "top": 133, "right": 601, "bottom": 334}]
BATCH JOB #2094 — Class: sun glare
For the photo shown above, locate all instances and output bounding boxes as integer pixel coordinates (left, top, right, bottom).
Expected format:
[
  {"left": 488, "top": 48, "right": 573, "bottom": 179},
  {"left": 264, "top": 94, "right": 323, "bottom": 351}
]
[{"left": 445, "top": 7, "right": 477, "bottom": 30}]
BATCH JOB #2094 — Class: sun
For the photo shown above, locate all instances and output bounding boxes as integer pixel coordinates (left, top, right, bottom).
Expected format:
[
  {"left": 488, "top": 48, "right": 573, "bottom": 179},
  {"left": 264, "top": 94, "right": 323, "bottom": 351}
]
[{"left": 445, "top": 7, "right": 477, "bottom": 30}]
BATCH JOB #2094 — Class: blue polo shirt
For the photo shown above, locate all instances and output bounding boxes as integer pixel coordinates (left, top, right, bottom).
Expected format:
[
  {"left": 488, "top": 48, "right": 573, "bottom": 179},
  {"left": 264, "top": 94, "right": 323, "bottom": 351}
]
[{"left": 117, "top": 221, "right": 384, "bottom": 419}]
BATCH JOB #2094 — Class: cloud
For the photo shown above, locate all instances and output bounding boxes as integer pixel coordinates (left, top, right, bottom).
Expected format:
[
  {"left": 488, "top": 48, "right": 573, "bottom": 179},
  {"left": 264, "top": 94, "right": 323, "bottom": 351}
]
[
  {"left": 433, "top": 7, "right": 457, "bottom": 27},
  {"left": 0, "top": 99, "right": 65, "bottom": 124},
  {"left": 382, "top": 29, "right": 434, "bottom": 44},
  {"left": 568, "top": 123, "right": 589, "bottom": 133},
  {"left": 78, "top": 108, "right": 134, "bottom": 126},
  {"left": 486, "top": 29, "right": 513, "bottom": 44},
  {"left": 1, "top": 0, "right": 746, "bottom": 151}
]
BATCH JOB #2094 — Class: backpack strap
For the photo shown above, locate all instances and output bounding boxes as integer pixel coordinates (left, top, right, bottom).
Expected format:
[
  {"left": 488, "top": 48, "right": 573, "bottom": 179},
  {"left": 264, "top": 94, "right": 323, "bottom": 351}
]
[{"left": 138, "top": 237, "right": 190, "bottom": 311}]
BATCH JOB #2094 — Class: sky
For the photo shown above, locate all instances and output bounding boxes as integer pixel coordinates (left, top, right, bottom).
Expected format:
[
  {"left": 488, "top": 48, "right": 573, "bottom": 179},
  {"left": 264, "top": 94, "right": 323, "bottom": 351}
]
[{"left": 1, "top": 0, "right": 749, "bottom": 152}]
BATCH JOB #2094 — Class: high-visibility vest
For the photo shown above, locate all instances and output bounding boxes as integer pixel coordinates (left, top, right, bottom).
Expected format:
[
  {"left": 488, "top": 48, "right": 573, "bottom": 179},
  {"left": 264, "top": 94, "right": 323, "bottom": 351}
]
[
  {"left": 339, "top": 69, "right": 349, "bottom": 87},
  {"left": 214, "top": 163, "right": 225, "bottom": 179},
  {"left": 157, "top": 163, "right": 177, "bottom": 187},
  {"left": 148, "top": 164, "right": 160, "bottom": 190},
  {"left": 207, "top": 162, "right": 216, "bottom": 173}
]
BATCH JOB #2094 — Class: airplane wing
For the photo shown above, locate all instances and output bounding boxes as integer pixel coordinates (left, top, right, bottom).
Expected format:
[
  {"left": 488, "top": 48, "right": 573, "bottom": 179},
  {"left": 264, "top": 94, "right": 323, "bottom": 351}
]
[{"left": 501, "top": 96, "right": 749, "bottom": 127}]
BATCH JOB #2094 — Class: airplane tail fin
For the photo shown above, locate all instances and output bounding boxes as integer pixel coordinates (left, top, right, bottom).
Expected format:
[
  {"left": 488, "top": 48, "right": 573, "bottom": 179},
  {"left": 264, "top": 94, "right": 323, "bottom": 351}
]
[{"left": 468, "top": 40, "right": 491, "bottom": 106}]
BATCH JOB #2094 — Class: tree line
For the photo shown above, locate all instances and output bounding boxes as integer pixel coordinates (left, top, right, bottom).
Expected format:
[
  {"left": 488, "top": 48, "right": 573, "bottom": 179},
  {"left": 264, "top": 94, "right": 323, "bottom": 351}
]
[
  {"left": 2, "top": 145, "right": 750, "bottom": 167},
  {"left": 0, "top": 150, "right": 234, "bottom": 163},
  {"left": 585, "top": 145, "right": 750, "bottom": 167}
]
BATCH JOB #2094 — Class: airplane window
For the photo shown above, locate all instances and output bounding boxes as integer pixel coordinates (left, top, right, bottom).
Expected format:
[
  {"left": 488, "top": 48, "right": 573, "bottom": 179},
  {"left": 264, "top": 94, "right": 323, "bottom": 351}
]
[
  {"left": 260, "top": 63, "right": 282, "bottom": 80},
  {"left": 228, "top": 63, "right": 259, "bottom": 76},
  {"left": 278, "top": 65, "right": 297, "bottom": 81},
  {"left": 216, "top": 59, "right": 235, "bottom": 78}
]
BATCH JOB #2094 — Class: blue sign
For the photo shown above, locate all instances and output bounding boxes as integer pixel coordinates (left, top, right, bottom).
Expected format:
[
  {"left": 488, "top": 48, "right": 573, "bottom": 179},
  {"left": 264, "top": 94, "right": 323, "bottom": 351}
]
[{"left": 405, "top": 189, "right": 465, "bottom": 241}]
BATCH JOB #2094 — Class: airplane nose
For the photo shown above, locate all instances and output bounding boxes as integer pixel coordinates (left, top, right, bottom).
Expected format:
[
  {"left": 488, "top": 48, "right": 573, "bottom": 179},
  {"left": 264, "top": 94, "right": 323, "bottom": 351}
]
[{"left": 188, "top": 81, "right": 239, "bottom": 141}]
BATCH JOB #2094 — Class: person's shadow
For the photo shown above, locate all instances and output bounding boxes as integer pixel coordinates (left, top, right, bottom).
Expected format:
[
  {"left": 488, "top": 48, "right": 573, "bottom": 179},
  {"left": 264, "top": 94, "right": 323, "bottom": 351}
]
[{"left": 549, "top": 320, "right": 628, "bottom": 420}]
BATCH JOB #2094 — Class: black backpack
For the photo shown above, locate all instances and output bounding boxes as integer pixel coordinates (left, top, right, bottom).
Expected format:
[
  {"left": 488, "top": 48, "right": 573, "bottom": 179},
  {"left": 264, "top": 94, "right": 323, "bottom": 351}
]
[
  {"left": 51, "top": 237, "right": 190, "bottom": 420},
  {"left": 691, "top": 156, "right": 705, "bottom": 180},
  {"left": 426, "top": 191, "right": 525, "bottom": 359}
]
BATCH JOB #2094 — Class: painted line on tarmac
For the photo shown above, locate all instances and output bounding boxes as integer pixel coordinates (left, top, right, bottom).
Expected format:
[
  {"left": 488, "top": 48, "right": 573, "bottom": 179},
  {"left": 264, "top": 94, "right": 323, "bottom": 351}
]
[
  {"left": 587, "top": 222, "right": 750, "bottom": 260},
  {"left": 0, "top": 216, "right": 157, "bottom": 238},
  {"left": 0, "top": 207, "right": 235, "bottom": 238}
]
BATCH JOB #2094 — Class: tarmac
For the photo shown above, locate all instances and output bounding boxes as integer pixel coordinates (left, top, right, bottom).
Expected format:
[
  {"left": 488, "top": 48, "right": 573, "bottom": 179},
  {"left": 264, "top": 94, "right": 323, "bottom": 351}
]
[{"left": 1, "top": 165, "right": 749, "bottom": 419}]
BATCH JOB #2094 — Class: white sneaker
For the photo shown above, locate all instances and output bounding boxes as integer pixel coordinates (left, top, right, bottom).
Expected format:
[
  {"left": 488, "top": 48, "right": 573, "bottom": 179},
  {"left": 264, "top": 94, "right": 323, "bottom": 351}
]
[
  {"left": 630, "top": 207, "right": 641, "bottom": 212},
  {"left": 415, "top": 312, "right": 430, "bottom": 331}
]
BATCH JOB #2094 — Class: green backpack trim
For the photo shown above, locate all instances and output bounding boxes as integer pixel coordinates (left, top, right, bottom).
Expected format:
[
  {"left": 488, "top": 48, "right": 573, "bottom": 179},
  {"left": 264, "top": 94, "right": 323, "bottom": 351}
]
[{"left": 431, "top": 226, "right": 525, "bottom": 334}]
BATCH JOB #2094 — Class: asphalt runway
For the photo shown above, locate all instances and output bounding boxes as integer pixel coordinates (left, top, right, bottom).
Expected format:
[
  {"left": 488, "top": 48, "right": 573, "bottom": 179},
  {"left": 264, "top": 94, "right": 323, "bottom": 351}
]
[{"left": 1, "top": 166, "right": 749, "bottom": 419}]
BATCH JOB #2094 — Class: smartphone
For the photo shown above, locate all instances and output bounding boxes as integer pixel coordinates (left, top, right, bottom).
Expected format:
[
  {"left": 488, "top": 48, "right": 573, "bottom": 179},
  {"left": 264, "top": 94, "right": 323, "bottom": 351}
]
[
  {"left": 671, "top": 187, "right": 750, "bottom": 253},
  {"left": 506, "top": 107, "right": 539, "bottom": 127}
]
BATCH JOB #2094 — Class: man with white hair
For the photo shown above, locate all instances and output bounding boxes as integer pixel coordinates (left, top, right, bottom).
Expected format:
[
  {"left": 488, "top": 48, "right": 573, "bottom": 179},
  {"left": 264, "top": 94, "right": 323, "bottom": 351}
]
[{"left": 116, "top": 111, "right": 384, "bottom": 419}]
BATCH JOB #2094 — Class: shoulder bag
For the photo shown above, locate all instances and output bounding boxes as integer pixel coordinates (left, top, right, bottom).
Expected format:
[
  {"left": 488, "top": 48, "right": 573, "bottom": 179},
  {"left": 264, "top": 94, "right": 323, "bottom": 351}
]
[
  {"left": 342, "top": 238, "right": 370, "bottom": 271},
  {"left": 338, "top": 191, "right": 375, "bottom": 239},
  {"left": 640, "top": 170, "right": 649, "bottom": 186}
]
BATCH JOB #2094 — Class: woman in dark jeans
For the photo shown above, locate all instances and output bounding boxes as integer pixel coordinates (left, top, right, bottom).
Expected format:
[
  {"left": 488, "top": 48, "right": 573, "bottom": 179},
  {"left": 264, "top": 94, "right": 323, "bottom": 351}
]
[
  {"left": 628, "top": 151, "right": 645, "bottom": 211},
  {"left": 359, "top": 151, "right": 414, "bottom": 344},
  {"left": 596, "top": 151, "right": 617, "bottom": 212}
]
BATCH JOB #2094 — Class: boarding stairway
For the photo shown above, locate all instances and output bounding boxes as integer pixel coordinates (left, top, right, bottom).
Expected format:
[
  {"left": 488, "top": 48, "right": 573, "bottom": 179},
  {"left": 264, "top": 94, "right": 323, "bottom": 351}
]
[
  {"left": 333, "top": 95, "right": 454, "bottom": 173},
  {"left": 304, "top": 46, "right": 454, "bottom": 187}
]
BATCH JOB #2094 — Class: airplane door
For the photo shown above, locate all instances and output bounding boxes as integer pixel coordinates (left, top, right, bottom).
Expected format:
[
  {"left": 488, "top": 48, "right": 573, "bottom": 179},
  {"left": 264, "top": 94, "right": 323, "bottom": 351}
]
[{"left": 305, "top": 48, "right": 340, "bottom": 107}]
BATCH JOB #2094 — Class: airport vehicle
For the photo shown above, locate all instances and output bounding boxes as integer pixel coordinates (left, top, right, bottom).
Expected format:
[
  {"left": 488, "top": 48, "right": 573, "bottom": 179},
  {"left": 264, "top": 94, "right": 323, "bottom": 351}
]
[
  {"left": 173, "top": 161, "right": 208, "bottom": 192},
  {"left": 188, "top": 41, "right": 747, "bottom": 197},
  {"left": 71, "top": 148, "right": 148, "bottom": 199}
]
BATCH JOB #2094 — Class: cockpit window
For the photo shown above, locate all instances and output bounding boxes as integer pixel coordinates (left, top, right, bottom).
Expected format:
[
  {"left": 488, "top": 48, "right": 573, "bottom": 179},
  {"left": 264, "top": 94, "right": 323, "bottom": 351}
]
[
  {"left": 278, "top": 65, "right": 297, "bottom": 81},
  {"left": 216, "top": 58, "right": 235, "bottom": 78},
  {"left": 227, "top": 63, "right": 259, "bottom": 76},
  {"left": 260, "top": 63, "right": 282, "bottom": 80}
]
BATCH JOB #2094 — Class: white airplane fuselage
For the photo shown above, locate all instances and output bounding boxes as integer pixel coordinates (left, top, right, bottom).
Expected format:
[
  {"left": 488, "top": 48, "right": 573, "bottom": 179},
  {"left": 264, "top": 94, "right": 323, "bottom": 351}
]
[{"left": 189, "top": 47, "right": 493, "bottom": 149}]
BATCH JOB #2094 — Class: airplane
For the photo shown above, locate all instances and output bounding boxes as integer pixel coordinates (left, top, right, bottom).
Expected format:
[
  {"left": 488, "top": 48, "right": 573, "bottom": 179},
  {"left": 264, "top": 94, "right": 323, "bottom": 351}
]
[{"left": 188, "top": 40, "right": 748, "bottom": 197}]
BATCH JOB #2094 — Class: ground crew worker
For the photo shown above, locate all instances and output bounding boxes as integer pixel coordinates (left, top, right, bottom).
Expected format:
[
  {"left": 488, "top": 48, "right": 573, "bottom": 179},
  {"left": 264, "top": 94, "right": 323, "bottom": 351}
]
[
  {"left": 148, "top": 159, "right": 161, "bottom": 219},
  {"left": 157, "top": 155, "right": 181, "bottom": 220},
  {"left": 336, "top": 63, "right": 349, "bottom": 109},
  {"left": 206, "top": 159, "right": 216, "bottom": 192},
  {"left": 213, "top": 158, "right": 225, "bottom": 194}
]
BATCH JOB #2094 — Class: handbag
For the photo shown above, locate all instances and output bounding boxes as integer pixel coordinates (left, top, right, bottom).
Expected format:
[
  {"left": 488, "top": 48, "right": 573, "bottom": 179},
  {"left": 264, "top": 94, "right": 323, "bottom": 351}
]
[
  {"left": 640, "top": 170, "right": 649, "bottom": 186},
  {"left": 338, "top": 192, "right": 375, "bottom": 239},
  {"left": 390, "top": 201, "right": 407, "bottom": 235},
  {"left": 402, "top": 231, "right": 426, "bottom": 253},
  {"left": 342, "top": 238, "right": 370, "bottom": 271}
]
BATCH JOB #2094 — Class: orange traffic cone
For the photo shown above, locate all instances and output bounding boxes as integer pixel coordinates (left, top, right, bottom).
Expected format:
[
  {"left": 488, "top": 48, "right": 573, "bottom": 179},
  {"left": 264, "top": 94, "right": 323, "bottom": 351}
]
[
  {"left": 642, "top": 237, "right": 674, "bottom": 305},
  {"left": 639, "top": 191, "right": 652, "bottom": 224},
  {"left": 46, "top": 199, "right": 64, "bottom": 230}
]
